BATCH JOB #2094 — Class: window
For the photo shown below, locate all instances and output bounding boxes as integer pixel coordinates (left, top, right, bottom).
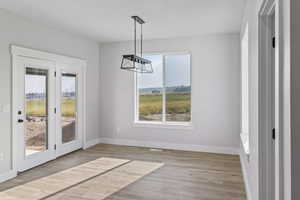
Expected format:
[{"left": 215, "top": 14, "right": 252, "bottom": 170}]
[
  {"left": 135, "top": 53, "right": 191, "bottom": 125},
  {"left": 241, "top": 24, "right": 249, "bottom": 154}
]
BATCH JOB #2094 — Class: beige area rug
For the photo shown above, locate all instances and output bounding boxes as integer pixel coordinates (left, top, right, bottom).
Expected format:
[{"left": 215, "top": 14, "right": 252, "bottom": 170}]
[
  {"left": 0, "top": 157, "right": 130, "bottom": 200},
  {"left": 45, "top": 160, "right": 164, "bottom": 200}
]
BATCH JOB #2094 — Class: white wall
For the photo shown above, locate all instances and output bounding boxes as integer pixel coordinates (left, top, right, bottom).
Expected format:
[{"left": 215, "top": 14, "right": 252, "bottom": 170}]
[
  {"left": 99, "top": 34, "right": 241, "bottom": 154},
  {"left": 239, "top": 1, "right": 261, "bottom": 199},
  {"left": 0, "top": 9, "right": 100, "bottom": 176}
]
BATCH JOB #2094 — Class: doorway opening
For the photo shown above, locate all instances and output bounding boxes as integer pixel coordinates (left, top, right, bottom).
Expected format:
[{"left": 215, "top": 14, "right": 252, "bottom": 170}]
[{"left": 258, "top": 1, "right": 283, "bottom": 200}]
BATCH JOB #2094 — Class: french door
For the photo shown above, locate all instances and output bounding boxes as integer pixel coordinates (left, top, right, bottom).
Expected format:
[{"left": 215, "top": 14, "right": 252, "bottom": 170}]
[
  {"left": 55, "top": 64, "right": 84, "bottom": 157},
  {"left": 15, "top": 56, "right": 84, "bottom": 172}
]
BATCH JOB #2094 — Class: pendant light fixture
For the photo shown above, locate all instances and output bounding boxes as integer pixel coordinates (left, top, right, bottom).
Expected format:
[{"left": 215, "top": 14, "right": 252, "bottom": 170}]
[{"left": 121, "top": 16, "right": 153, "bottom": 73}]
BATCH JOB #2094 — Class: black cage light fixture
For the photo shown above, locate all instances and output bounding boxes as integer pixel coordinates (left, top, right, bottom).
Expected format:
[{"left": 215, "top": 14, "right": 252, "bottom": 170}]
[{"left": 121, "top": 16, "right": 153, "bottom": 73}]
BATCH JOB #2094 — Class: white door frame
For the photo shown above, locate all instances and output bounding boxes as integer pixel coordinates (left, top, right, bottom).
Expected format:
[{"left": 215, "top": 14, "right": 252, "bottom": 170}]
[
  {"left": 258, "top": 0, "right": 285, "bottom": 199},
  {"left": 55, "top": 63, "right": 84, "bottom": 157},
  {"left": 15, "top": 56, "right": 57, "bottom": 172},
  {"left": 11, "top": 45, "right": 87, "bottom": 173}
]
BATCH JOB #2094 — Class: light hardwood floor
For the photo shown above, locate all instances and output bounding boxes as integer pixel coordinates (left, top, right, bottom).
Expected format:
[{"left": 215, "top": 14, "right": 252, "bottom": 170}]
[{"left": 0, "top": 144, "right": 246, "bottom": 200}]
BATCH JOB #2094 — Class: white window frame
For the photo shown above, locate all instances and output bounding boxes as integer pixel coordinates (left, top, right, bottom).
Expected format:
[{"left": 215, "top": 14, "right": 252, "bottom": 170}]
[
  {"left": 241, "top": 24, "right": 250, "bottom": 155},
  {"left": 134, "top": 52, "right": 192, "bottom": 129}
]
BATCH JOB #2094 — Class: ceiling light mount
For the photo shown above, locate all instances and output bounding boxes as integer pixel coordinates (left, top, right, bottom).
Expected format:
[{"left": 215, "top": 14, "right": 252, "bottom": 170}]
[
  {"left": 120, "top": 16, "right": 153, "bottom": 73},
  {"left": 131, "top": 16, "right": 145, "bottom": 24}
]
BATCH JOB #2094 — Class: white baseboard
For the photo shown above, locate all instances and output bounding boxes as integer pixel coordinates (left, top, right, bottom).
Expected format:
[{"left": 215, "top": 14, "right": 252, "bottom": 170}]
[
  {"left": 240, "top": 150, "right": 252, "bottom": 200},
  {"left": 0, "top": 170, "right": 17, "bottom": 184},
  {"left": 83, "top": 138, "right": 100, "bottom": 149},
  {"left": 99, "top": 137, "right": 239, "bottom": 155}
]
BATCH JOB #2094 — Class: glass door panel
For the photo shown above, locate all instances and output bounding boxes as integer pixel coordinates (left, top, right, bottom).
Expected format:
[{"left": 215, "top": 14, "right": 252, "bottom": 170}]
[
  {"left": 25, "top": 67, "right": 48, "bottom": 156},
  {"left": 61, "top": 73, "right": 77, "bottom": 144},
  {"left": 56, "top": 66, "right": 83, "bottom": 157},
  {"left": 17, "top": 56, "right": 56, "bottom": 172}
]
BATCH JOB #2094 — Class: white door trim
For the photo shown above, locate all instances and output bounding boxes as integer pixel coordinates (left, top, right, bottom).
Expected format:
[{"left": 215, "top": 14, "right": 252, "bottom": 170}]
[
  {"left": 16, "top": 57, "right": 57, "bottom": 172},
  {"left": 55, "top": 64, "right": 84, "bottom": 157},
  {"left": 258, "top": 1, "right": 276, "bottom": 199},
  {"left": 11, "top": 45, "right": 87, "bottom": 173},
  {"left": 258, "top": 0, "right": 286, "bottom": 199}
]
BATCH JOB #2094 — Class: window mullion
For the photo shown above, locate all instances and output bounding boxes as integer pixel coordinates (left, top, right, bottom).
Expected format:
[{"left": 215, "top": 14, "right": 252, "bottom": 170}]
[
  {"left": 135, "top": 72, "right": 139, "bottom": 122},
  {"left": 162, "top": 55, "right": 166, "bottom": 123}
]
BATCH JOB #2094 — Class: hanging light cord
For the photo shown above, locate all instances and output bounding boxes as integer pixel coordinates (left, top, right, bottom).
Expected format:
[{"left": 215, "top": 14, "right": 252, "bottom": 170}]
[
  {"left": 141, "top": 23, "right": 144, "bottom": 72},
  {"left": 141, "top": 23, "right": 143, "bottom": 57},
  {"left": 133, "top": 17, "right": 144, "bottom": 58},
  {"left": 134, "top": 18, "right": 136, "bottom": 57}
]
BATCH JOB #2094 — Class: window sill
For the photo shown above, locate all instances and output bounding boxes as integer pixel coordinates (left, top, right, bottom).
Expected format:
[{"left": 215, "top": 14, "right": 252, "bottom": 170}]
[
  {"left": 133, "top": 121, "right": 193, "bottom": 130},
  {"left": 240, "top": 132, "right": 250, "bottom": 155}
]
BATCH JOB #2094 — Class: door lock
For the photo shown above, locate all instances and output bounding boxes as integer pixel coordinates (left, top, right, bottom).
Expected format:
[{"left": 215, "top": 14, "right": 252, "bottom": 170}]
[{"left": 18, "top": 119, "right": 24, "bottom": 123}]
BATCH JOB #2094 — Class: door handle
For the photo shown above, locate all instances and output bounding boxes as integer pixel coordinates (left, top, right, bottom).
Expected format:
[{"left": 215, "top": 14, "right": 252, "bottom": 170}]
[{"left": 18, "top": 119, "right": 24, "bottom": 123}]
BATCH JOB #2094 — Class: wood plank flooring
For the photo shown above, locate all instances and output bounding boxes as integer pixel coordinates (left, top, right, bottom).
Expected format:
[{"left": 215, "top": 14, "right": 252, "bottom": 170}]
[
  {"left": 0, "top": 144, "right": 246, "bottom": 200},
  {"left": 47, "top": 161, "right": 164, "bottom": 200},
  {"left": 0, "top": 158, "right": 131, "bottom": 200}
]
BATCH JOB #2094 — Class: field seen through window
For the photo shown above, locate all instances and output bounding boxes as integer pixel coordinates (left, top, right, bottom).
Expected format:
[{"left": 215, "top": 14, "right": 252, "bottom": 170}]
[
  {"left": 139, "top": 91, "right": 191, "bottom": 122},
  {"left": 137, "top": 54, "right": 191, "bottom": 122}
]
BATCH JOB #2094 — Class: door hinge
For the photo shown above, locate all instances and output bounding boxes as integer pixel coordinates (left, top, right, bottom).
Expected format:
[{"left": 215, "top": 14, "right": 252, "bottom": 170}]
[
  {"left": 272, "top": 37, "right": 276, "bottom": 48},
  {"left": 54, "top": 107, "right": 56, "bottom": 114},
  {"left": 54, "top": 144, "right": 57, "bottom": 150},
  {"left": 54, "top": 71, "right": 56, "bottom": 77},
  {"left": 272, "top": 128, "right": 276, "bottom": 140}
]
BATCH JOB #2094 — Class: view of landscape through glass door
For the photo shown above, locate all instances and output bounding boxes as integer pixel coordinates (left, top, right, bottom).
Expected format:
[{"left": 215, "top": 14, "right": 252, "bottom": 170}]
[
  {"left": 16, "top": 57, "right": 56, "bottom": 172},
  {"left": 61, "top": 73, "right": 77, "bottom": 144},
  {"left": 55, "top": 64, "right": 83, "bottom": 157},
  {"left": 25, "top": 67, "right": 49, "bottom": 156},
  {"left": 15, "top": 55, "right": 84, "bottom": 172}
]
